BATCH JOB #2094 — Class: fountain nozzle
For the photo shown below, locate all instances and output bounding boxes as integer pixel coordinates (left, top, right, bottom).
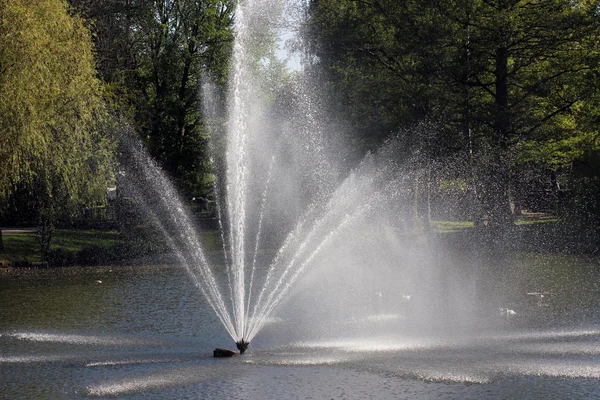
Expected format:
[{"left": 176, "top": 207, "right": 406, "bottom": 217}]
[{"left": 236, "top": 339, "right": 249, "bottom": 354}]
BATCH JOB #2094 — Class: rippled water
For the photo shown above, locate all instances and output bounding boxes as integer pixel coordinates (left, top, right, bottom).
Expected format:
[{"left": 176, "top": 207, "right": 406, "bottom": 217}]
[{"left": 1, "top": 253, "right": 599, "bottom": 399}]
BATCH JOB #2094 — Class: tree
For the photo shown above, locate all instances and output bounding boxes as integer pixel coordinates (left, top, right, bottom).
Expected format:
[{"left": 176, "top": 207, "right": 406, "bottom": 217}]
[
  {"left": 442, "top": 0, "right": 599, "bottom": 228},
  {"left": 69, "top": 0, "right": 235, "bottom": 199},
  {"left": 307, "top": 0, "right": 600, "bottom": 230},
  {"left": 306, "top": 0, "right": 429, "bottom": 148},
  {"left": 0, "top": 0, "right": 116, "bottom": 257}
]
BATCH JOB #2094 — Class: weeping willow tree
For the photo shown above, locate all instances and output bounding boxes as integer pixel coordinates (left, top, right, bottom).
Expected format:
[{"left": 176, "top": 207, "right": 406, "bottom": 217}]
[{"left": 0, "top": 0, "right": 116, "bottom": 257}]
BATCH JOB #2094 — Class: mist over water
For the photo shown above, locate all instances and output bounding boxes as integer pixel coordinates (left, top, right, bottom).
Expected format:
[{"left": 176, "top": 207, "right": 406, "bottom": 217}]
[
  {"left": 119, "top": 0, "right": 593, "bottom": 348},
  {"left": 205, "top": 0, "right": 380, "bottom": 343},
  {"left": 102, "top": 8, "right": 600, "bottom": 392}
]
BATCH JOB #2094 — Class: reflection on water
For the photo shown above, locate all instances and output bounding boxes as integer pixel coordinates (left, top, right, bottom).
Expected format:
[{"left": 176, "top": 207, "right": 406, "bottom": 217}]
[{"left": 1, "top": 254, "right": 599, "bottom": 399}]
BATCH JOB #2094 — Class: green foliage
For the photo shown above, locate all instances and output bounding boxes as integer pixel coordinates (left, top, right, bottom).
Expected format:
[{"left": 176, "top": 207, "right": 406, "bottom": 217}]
[
  {"left": 307, "top": 0, "right": 600, "bottom": 230},
  {"left": 307, "top": 0, "right": 433, "bottom": 151},
  {"left": 0, "top": 0, "right": 116, "bottom": 255},
  {"left": 70, "top": 0, "right": 236, "bottom": 198}
]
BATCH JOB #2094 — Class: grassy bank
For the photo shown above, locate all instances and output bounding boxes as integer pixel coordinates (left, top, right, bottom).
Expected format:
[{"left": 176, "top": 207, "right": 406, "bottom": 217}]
[
  {"left": 0, "top": 229, "right": 120, "bottom": 266},
  {"left": 1, "top": 217, "right": 595, "bottom": 268},
  {"left": 432, "top": 217, "right": 598, "bottom": 255},
  {"left": 0, "top": 228, "right": 223, "bottom": 268},
  {"left": 431, "top": 217, "right": 560, "bottom": 233}
]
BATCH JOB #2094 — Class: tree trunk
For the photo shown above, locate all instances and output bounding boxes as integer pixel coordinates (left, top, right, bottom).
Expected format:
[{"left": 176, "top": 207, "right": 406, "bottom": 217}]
[
  {"left": 414, "top": 170, "right": 431, "bottom": 233},
  {"left": 460, "top": 24, "right": 484, "bottom": 227},
  {"left": 426, "top": 166, "right": 432, "bottom": 230},
  {"left": 38, "top": 210, "right": 54, "bottom": 260},
  {"left": 37, "top": 176, "right": 55, "bottom": 261},
  {"left": 0, "top": 228, "right": 4, "bottom": 252},
  {"left": 174, "top": 45, "right": 194, "bottom": 174},
  {"left": 486, "top": 45, "right": 513, "bottom": 230},
  {"left": 463, "top": 121, "right": 484, "bottom": 227},
  {"left": 172, "top": 20, "right": 200, "bottom": 178}
]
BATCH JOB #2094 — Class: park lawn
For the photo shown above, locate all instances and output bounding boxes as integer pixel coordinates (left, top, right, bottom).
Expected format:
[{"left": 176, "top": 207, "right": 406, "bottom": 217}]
[
  {"left": 0, "top": 232, "right": 41, "bottom": 263},
  {"left": 432, "top": 220, "right": 475, "bottom": 233},
  {"left": 51, "top": 229, "right": 120, "bottom": 252},
  {"left": 0, "top": 228, "right": 222, "bottom": 266},
  {"left": 432, "top": 218, "right": 558, "bottom": 233},
  {"left": 0, "top": 229, "right": 120, "bottom": 264},
  {"left": 514, "top": 218, "right": 560, "bottom": 225},
  {"left": 1, "top": 219, "right": 561, "bottom": 266}
]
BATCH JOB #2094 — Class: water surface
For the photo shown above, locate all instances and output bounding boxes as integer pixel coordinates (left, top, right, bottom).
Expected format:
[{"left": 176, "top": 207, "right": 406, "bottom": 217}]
[{"left": 1, "top": 254, "right": 599, "bottom": 399}]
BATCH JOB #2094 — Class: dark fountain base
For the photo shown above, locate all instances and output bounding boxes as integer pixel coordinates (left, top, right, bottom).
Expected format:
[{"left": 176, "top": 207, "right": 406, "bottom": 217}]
[
  {"left": 236, "top": 340, "right": 249, "bottom": 354},
  {"left": 213, "top": 348, "right": 237, "bottom": 357},
  {"left": 213, "top": 340, "right": 249, "bottom": 358}
]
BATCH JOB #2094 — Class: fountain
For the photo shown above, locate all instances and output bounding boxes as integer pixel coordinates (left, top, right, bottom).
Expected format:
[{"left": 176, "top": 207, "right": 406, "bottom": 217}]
[
  {"left": 115, "top": 0, "right": 547, "bottom": 356},
  {"left": 2, "top": 1, "right": 600, "bottom": 397},
  {"left": 118, "top": 0, "right": 424, "bottom": 355},
  {"left": 109, "top": 0, "right": 600, "bottom": 384}
]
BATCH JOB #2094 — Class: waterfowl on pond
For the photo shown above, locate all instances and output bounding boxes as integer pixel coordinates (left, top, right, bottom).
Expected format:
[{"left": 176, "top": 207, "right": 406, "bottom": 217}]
[{"left": 527, "top": 292, "right": 555, "bottom": 306}]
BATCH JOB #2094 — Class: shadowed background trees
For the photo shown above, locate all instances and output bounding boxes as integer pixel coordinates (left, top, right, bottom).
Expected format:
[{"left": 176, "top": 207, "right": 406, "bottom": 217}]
[
  {"left": 69, "top": 0, "right": 235, "bottom": 199},
  {"left": 305, "top": 0, "right": 600, "bottom": 235},
  {"left": 1, "top": 0, "right": 599, "bottom": 259},
  {"left": 0, "top": 0, "right": 234, "bottom": 257}
]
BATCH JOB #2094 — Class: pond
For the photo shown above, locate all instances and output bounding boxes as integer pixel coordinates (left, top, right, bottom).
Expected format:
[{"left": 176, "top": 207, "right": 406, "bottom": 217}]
[{"left": 1, "top": 251, "right": 599, "bottom": 399}]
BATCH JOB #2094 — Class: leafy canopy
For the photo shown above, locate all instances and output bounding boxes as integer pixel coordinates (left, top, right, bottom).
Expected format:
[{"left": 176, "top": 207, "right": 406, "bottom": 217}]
[{"left": 0, "top": 0, "right": 115, "bottom": 214}]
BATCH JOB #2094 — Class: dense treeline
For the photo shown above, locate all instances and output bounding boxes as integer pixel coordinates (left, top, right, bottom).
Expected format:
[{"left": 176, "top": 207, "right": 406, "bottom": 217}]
[
  {"left": 68, "top": 0, "right": 235, "bottom": 198},
  {"left": 306, "top": 0, "right": 600, "bottom": 234},
  {"left": 1, "top": 0, "right": 599, "bottom": 258},
  {"left": 0, "top": 0, "right": 234, "bottom": 256}
]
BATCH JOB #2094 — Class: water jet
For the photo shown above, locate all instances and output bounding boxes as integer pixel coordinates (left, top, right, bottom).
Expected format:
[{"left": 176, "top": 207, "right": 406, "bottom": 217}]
[
  {"left": 107, "top": 1, "right": 600, "bottom": 390},
  {"left": 1, "top": 0, "right": 599, "bottom": 398}
]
